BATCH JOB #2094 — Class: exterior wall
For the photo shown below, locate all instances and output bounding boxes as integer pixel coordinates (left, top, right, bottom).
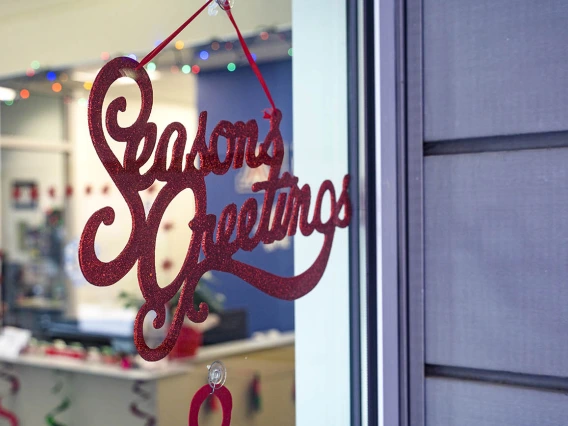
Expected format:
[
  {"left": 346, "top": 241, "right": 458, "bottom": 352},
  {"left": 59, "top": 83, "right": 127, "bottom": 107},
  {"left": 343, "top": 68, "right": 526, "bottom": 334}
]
[{"left": 422, "top": 0, "right": 568, "bottom": 423}]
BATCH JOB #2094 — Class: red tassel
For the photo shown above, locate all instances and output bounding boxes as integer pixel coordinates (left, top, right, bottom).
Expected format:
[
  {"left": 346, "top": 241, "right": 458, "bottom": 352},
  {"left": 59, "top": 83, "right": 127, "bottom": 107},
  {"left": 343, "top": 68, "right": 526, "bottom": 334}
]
[
  {"left": 30, "top": 186, "right": 38, "bottom": 201},
  {"left": 12, "top": 187, "right": 20, "bottom": 201}
]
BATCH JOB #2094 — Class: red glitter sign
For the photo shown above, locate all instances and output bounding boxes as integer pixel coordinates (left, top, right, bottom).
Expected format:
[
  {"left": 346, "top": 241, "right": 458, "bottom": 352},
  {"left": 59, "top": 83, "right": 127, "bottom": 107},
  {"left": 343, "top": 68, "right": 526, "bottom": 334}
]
[{"left": 78, "top": 57, "right": 352, "bottom": 361}]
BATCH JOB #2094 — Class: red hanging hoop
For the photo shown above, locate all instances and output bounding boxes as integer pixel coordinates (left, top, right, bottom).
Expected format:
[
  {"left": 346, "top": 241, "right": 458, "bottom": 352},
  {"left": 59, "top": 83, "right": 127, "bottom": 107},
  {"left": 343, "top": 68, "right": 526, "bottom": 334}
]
[{"left": 188, "top": 385, "right": 232, "bottom": 426}]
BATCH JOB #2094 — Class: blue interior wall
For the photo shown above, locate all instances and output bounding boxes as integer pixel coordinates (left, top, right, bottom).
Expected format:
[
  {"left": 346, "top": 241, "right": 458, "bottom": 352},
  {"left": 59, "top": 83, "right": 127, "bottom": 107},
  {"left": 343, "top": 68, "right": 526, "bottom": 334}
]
[{"left": 197, "top": 60, "right": 294, "bottom": 335}]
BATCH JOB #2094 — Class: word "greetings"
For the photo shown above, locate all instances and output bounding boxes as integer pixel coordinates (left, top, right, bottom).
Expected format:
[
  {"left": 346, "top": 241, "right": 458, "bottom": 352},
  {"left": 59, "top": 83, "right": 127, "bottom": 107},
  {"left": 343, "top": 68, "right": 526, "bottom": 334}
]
[{"left": 79, "top": 57, "right": 351, "bottom": 361}]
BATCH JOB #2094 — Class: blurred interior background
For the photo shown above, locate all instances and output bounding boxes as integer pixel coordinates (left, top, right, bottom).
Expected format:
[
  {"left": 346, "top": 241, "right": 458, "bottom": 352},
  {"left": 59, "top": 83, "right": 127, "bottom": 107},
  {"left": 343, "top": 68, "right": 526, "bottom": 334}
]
[{"left": 0, "top": 1, "right": 298, "bottom": 424}]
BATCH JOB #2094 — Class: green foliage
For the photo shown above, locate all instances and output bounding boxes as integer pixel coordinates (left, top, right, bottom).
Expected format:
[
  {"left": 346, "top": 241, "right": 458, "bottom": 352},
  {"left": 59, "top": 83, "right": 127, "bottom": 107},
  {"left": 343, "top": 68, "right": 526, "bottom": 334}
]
[{"left": 118, "top": 276, "right": 225, "bottom": 316}]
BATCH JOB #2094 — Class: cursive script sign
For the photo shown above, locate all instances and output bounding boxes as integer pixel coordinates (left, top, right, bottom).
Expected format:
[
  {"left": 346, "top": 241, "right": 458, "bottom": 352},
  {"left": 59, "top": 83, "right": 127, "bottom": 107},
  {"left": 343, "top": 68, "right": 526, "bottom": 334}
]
[{"left": 79, "top": 57, "right": 352, "bottom": 361}]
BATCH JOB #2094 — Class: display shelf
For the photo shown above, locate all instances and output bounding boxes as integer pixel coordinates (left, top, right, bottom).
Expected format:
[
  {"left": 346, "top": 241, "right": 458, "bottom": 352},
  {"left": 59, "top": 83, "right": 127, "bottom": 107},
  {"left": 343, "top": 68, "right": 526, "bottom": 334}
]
[
  {"left": 192, "top": 331, "right": 294, "bottom": 362},
  {"left": 0, "top": 353, "right": 192, "bottom": 381}
]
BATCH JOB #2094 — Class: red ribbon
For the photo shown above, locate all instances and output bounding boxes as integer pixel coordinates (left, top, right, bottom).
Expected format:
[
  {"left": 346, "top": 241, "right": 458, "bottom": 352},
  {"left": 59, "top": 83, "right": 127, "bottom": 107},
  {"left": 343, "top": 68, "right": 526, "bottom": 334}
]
[
  {"left": 136, "top": 0, "right": 213, "bottom": 70},
  {"left": 225, "top": 9, "right": 276, "bottom": 112},
  {"left": 136, "top": 0, "right": 276, "bottom": 112},
  {"left": 0, "top": 370, "right": 19, "bottom": 426},
  {"left": 0, "top": 401, "right": 18, "bottom": 426}
]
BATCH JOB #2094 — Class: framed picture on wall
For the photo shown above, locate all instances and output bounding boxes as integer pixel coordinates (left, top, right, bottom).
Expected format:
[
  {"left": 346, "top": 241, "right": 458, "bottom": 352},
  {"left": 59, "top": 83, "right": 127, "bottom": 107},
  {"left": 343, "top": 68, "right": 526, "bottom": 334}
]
[{"left": 12, "top": 181, "right": 38, "bottom": 210}]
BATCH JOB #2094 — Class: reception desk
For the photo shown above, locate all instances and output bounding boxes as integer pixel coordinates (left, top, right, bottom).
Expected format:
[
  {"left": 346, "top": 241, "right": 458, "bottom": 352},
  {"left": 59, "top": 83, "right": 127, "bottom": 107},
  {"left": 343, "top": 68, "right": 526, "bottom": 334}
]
[{"left": 0, "top": 332, "right": 295, "bottom": 425}]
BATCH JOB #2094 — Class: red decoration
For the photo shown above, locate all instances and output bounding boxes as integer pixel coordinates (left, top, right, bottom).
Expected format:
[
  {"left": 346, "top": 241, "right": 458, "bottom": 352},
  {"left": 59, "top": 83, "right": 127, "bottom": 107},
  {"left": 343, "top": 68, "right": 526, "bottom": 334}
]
[
  {"left": 48, "top": 187, "right": 56, "bottom": 199},
  {"left": 130, "top": 381, "right": 156, "bottom": 426},
  {"left": 170, "top": 326, "right": 202, "bottom": 359},
  {"left": 45, "top": 346, "right": 87, "bottom": 360},
  {"left": 85, "top": 185, "right": 92, "bottom": 195},
  {"left": 207, "top": 394, "right": 219, "bottom": 412},
  {"left": 78, "top": 57, "right": 352, "bottom": 361},
  {"left": 163, "top": 222, "right": 174, "bottom": 231},
  {"left": 12, "top": 187, "right": 20, "bottom": 201},
  {"left": 147, "top": 183, "right": 157, "bottom": 194},
  {"left": 102, "top": 184, "right": 110, "bottom": 195},
  {"left": 189, "top": 385, "right": 232, "bottom": 426},
  {"left": 0, "top": 369, "right": 19, "bottom": 426},
  {"left": 30, "top": 185, "right": 38, "bottom": 201},
  {"left": 162, "top": 259, "right": 173, "bottom": 271},
  {"left": 66, "top": 185, "right": 73, "bottom": 197}
]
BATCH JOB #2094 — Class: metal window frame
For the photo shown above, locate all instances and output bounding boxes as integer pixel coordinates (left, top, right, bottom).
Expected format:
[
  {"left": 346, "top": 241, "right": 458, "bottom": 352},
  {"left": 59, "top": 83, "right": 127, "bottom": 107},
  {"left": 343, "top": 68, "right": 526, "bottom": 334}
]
[
  {"left": 347, "top": 1, "right": 363, "bottom": 425},
  {"left": 402, "top": 0, "right": 425, "bottom": 423},
  {"left": 347, "top": 0, "right": 425, "bottom": 423},
  {"left": 369, "top": 0, "right": 426, "bottom": 424},
  {"left": 354, "top": 0, "right": 426, "bottom": 424},
  {"left": 401, "top": 0, "right": 426, "bottom": 424}
]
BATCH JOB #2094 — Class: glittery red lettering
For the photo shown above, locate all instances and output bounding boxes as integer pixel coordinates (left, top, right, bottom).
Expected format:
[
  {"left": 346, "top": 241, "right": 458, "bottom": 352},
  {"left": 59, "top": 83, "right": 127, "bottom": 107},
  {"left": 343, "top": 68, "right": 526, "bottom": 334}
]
[{"left": 79, "top": 57, "right": 352, "bottom": 361}]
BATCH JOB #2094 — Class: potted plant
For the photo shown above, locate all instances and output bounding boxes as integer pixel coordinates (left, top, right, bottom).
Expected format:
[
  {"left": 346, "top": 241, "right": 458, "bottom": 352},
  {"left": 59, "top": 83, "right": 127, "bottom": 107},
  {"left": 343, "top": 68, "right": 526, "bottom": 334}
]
[{"left": 118, "top": 274, "right": 224, "bottom": 358}]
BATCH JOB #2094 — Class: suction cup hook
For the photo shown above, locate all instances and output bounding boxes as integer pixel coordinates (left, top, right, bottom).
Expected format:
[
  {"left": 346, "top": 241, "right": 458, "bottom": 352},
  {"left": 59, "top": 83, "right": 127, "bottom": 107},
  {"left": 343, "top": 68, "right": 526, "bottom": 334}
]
[
  {"left": 207, "top": 361, "right": 227, "bottom": 394},
  {"left": 208, "top": 0, "right": 234, "bottom": 16}
]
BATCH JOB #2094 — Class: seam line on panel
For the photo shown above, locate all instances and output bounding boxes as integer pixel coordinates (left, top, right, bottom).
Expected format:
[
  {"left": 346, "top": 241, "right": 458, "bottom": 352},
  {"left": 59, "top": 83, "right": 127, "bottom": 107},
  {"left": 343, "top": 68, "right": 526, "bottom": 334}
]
[
  {"left": 426, "top": 364, "right": 568, "bottom": 393},
  {"left": 424, "top": 130, "right": 568, "bottom": 156}
]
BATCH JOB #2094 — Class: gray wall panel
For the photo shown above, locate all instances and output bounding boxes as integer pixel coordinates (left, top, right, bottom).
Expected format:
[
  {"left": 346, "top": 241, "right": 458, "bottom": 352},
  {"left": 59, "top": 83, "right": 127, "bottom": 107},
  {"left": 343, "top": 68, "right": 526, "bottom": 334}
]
[
  {"left": 425, "top": 147, "right": 568, "bottom": 376},
  {"left": 424, "top": 0, "right": 568, "bottom": 141},
  {"left": 426, "top": 378, "right": 568, "bottom": 426}
]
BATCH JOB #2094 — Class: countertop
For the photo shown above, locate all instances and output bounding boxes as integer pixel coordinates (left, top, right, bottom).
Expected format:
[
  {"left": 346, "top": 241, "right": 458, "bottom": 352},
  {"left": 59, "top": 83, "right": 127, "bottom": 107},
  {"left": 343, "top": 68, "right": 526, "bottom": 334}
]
[{"left": 0, "top": 331, "right": 295, "bottom": 380}]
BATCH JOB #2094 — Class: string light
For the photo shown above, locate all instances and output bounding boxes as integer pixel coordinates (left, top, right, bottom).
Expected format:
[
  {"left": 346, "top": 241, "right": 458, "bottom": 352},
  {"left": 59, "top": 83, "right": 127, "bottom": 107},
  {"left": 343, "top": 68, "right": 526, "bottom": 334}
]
[
  {"left": 4, "top": 100, "right": 14, "bottom": 106},
  {"left": 15, "top": 30, "right": 293, "bottom": 95}
]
